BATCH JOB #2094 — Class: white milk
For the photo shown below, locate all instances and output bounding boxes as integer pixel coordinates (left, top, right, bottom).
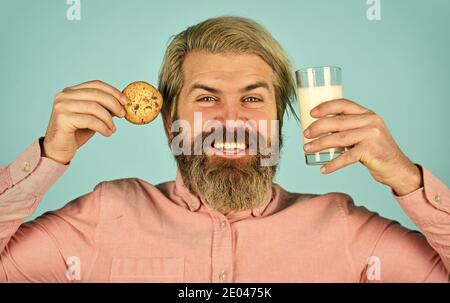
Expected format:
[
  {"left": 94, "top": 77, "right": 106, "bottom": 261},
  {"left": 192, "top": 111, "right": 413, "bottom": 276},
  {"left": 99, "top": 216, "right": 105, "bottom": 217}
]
[{"left": 298, "top": 85, "right": 345, "bottom": 154}]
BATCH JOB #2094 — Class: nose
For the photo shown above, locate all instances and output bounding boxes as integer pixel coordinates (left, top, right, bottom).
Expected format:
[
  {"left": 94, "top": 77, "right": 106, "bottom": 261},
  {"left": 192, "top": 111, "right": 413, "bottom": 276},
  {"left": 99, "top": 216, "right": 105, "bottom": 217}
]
[{"left": 215, "top": 100, "right": 242, "bottom": 123}]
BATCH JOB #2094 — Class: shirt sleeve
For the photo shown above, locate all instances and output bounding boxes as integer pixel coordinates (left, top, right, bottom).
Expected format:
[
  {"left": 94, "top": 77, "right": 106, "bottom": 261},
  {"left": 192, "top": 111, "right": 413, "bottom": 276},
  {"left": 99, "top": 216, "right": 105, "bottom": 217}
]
[
  {"left": 392, "top": 165, "right": 450, "bottom": 276},
  {"left": 341, "top": 165, "right": 449, "bottom": 282},
  {"left": 0, "top": 138, "right": 67, "bottom": 251},
  {"left": 0, "top": 138, "right": 101, "bottom": 282}
]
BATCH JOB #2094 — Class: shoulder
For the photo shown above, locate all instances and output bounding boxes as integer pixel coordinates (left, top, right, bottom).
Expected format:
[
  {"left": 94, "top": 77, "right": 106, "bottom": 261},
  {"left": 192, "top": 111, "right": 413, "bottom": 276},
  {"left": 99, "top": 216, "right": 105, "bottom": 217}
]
[
  {"left": 274, "top": 183, "right": 358, "bottom": 216},
  {"left": 93, "top": 178, "right": 175, "bottom": 219},
  {"left": 273, "top": 184, "right": 392, "bottom": 231},
  {"left": 98, "top": 177, "right": 171, "bottom": 197},
  {"left": 97, "top": 177, "right": 147, "bottom": 197}
]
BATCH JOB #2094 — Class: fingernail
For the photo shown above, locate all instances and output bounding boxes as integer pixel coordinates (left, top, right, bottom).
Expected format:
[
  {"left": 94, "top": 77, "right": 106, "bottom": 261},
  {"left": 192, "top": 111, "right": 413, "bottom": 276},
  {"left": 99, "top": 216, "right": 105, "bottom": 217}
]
[
  {"left": 304, "top": 128, "right": 310, "bottom": 137},
  {"left": 310, "top": 108, "right": 318, "bottom": 116},
  {"left": 320, "top": 166, "right": 327, "bottom": 173},
  {"left": 304, "top": 143, "right": 311, "bottom": 151},
  {"left": 121, "top": 109, "right": 126, "bottom": 117}
]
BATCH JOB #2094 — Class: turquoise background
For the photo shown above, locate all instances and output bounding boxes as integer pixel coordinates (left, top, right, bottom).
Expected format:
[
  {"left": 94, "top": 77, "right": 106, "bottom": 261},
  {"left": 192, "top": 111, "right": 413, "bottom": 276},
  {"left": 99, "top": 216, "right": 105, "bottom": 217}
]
[{"left": 0, "top": 0, "right": 449, "bottom": 230}]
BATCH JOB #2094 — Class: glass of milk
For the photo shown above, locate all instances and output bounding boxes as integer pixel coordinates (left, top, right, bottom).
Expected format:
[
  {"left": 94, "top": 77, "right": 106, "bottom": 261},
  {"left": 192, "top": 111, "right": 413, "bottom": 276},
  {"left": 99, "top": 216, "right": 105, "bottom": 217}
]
[{"left": 295, "top": 66, "right": 346, "bottom": 165}]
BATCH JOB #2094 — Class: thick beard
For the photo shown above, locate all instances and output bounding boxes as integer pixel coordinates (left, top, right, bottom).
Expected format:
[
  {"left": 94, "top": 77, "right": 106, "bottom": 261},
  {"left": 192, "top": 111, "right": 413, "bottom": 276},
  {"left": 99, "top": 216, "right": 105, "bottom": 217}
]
[{"left": 175, "top": 151, "right": 276, "bottom": 215}]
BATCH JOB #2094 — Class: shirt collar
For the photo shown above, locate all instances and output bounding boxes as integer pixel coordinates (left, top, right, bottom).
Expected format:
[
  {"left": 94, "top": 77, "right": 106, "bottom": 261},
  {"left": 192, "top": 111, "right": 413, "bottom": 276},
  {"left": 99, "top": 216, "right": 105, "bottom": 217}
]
[
  {"left": 174, "top": 171, "right": 274, "bottom": 218},
  {"left": 174, "top": 172, "right": 202, "bottom": 212}
]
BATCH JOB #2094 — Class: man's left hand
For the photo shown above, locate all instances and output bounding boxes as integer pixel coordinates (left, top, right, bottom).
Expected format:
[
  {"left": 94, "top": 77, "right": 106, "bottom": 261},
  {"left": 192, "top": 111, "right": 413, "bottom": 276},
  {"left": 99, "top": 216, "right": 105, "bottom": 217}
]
[{"left": 303, "top": 98, "right": 423, "bottom": 196}]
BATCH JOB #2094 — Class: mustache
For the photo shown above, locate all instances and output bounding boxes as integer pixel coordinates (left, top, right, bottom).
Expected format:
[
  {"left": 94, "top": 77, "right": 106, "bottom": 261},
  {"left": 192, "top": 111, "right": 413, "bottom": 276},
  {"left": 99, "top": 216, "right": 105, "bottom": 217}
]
[
  {"left": 192, "top": 127, "right": 262, "bottom": 148},
  {"left": 170, "top": 122, "right": 281, "bottom": 166}
]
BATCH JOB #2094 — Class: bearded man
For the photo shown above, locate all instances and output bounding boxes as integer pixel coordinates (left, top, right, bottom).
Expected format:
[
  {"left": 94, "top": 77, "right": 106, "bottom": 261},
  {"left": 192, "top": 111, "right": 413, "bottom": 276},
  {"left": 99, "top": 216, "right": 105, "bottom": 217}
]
[{"left": 0, "top": 16, "right": 448, "bottom": 282}]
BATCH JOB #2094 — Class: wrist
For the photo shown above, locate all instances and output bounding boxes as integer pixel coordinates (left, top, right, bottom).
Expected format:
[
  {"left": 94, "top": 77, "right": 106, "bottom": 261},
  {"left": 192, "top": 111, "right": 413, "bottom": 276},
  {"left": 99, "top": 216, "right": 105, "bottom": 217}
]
[
  {"left": 390, "top": 163, "right": 423, "bottom": 196},
  {"left": 39, "top": 137, "right": 71, "bottom": 165}
]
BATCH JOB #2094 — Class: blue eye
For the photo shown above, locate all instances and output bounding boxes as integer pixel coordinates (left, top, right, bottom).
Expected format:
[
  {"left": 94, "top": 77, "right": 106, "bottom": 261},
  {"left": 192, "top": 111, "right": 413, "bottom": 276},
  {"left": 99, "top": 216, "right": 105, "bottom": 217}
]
[{"left": 243, "top": 96, "right": 262, "bottom": 103}]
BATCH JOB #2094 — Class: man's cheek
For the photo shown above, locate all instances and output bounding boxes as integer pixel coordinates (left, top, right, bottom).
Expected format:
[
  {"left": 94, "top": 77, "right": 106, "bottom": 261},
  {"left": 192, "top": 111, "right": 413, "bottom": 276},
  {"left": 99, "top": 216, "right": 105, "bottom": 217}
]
[
  {"left": 258, "top": 119, "right": 280, "bottom": 167},
  {"left": 256, "top": 119, "right": 278, "bottom": 144}
]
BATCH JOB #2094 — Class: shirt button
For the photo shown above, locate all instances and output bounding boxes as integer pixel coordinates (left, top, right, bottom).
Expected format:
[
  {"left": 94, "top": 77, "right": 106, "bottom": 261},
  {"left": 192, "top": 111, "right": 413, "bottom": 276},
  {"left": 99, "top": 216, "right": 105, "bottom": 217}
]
[
  {"left": 219, "top": 220, "right": 227, "bottom": 230},
  {"left": 434, "top": 193, "right": 441, "bottom": 203},
  {"left": 219, "top": 270, "right": 228, "bottom": 282},
  {"left": 23, "top": 161, "right": 31, "bottom": 172}
]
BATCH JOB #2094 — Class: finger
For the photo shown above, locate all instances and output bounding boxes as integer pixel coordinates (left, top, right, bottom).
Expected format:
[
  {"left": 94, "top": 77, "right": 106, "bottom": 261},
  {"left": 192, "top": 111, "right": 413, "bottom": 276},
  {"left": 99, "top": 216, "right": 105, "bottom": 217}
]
[
  {"left": 60, "top": 99, "right": 116, "bottom": 132},
  {"left": 310, "top": 99, "right": 373, "bottom": 117},
  {"left": 304, "top": 127, "right": 369, "bottom": 153},
  {"left": 304, "top": 113, "right": 374, "bottom": 139},
  {"left": 65, "top": 80, "right": 128, "bottom": 105},
  {"left": 60, "top": 88, "right": 126, "bottom": 118},
  {"left": 320, "top": 144, "right": 364, "bottom": 174},
  {"left": 63, "top": 112, "right": 113, "bottom": 137}
]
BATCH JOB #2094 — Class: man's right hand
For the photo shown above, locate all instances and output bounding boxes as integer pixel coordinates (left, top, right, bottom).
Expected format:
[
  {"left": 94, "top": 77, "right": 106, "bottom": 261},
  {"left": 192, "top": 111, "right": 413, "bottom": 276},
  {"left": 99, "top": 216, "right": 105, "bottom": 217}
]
[{"left": 43, "top": 80, "right": 128, "bottom": 165}]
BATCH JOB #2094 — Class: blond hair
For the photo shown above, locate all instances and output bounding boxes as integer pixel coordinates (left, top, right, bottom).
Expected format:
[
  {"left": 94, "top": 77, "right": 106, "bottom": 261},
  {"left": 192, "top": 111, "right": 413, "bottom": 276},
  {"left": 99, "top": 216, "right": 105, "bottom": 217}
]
[{"left": 158, "top": 16, "right": 297, "bottom": 131}]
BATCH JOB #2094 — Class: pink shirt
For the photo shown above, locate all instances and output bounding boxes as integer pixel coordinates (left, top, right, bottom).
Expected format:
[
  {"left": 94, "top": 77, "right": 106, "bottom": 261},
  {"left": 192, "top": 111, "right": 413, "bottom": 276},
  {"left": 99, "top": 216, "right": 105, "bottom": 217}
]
[{"left": 0, "top": 138, "right": 449, "bottom": 282}]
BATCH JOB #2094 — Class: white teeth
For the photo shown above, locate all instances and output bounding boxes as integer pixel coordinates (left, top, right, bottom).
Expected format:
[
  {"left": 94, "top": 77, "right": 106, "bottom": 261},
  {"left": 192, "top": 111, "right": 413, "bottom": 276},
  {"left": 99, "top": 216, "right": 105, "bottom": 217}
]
[{"left": 213, "top": 141, "right": 246, "bottom": 150}]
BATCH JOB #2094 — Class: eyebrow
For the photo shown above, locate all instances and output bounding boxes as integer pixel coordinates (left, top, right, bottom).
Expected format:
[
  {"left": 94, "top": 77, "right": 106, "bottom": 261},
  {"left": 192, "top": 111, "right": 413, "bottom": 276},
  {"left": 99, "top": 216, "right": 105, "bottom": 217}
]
[
  {"left": 188, "top": 81, "right": 271, "bottom": 95},
  {"left": 189, "top": 84, "right": 221, "bottom": 94},
  {"left": 241, "top": 81, "right": 270, "bottom": 93}
]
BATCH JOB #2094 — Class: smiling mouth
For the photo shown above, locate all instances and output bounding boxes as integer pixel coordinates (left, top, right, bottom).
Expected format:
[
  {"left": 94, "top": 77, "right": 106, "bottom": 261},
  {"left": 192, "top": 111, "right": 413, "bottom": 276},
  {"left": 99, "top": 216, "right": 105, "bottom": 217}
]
[{"left": 211, "top": 141, "right": 249, "bottom": 156}]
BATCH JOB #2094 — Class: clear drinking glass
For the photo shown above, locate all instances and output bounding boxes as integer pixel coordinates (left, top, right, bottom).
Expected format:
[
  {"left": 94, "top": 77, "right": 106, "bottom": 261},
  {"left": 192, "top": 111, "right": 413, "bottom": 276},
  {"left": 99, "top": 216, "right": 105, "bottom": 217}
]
[{"left": 295, "top": 66, "right": 346, "bottom": 165}]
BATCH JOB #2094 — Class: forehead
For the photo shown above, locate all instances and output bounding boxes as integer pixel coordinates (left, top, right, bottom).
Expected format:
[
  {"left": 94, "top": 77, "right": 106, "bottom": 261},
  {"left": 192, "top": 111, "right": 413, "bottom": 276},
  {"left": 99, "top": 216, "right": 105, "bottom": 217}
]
[{"left": 182, "top": 51, "right": 274, "bottom": 86}]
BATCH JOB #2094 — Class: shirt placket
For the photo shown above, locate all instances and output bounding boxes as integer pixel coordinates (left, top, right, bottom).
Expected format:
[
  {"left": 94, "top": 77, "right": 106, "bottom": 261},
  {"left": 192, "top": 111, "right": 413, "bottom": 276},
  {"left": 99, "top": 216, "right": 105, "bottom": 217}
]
[{"left": 209, "top": 213, "right": 233, "bottom": 282}]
